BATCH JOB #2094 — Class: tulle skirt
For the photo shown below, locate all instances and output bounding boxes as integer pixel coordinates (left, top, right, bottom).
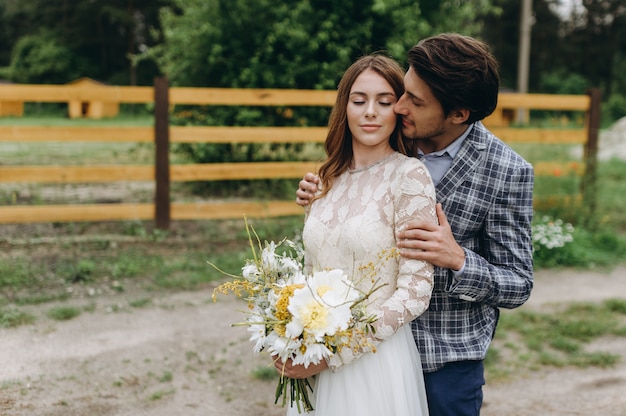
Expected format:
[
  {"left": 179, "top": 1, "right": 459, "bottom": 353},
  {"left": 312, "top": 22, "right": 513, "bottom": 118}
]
[{"left": 286, "top": 324, "right": 429, "bottom": 416}]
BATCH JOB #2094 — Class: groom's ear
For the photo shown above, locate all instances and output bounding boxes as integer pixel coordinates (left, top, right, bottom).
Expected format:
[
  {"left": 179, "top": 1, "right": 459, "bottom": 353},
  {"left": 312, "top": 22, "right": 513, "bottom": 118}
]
[{"left": 449, "top": 108, "right": 470, "bottom": 125}]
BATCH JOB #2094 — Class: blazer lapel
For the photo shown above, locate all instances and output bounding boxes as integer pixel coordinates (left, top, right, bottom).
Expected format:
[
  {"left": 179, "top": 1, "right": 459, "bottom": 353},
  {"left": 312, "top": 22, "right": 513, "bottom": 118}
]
[{"left": 435, "top": 123, "right": 488, "bottom": 204}]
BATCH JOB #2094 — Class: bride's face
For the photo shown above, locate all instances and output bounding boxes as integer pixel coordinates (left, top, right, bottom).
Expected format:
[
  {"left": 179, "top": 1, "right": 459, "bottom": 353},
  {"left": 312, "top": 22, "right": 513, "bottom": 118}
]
[{"left": 346, "top": 69, "right": 398, "bottom": 152}]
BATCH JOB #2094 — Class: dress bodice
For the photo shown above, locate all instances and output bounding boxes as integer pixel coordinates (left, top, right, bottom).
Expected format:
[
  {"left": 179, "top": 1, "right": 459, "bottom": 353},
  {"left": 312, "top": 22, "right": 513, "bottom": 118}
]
[{"left": 302, "top": 152, "right": 437, "bottom": 369}]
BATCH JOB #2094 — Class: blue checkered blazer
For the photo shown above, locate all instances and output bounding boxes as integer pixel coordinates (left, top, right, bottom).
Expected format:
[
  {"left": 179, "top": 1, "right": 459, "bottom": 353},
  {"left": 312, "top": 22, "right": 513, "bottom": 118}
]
[{"left": 412, "top": 121, "right": 535, "bottom": 372}]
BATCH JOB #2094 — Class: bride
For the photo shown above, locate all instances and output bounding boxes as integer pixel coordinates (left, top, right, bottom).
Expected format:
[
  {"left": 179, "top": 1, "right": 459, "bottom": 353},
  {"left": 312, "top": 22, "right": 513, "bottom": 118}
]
[{"left": 273, "top": 53, "right": 436, "bottom": 416}]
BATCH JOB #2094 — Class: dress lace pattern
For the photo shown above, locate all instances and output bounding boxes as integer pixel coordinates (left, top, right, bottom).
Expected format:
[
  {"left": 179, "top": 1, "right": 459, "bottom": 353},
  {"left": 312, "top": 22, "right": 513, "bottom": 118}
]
[{"left": 303, "top": 152, "right": 437, "bottom": 369}]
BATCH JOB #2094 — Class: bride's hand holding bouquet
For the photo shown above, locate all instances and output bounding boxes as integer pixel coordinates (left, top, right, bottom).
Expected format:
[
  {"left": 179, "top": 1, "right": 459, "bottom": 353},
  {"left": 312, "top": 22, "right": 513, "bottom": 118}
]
[{"left": 211, "top": 219, "right": 384, "bottom": 413}]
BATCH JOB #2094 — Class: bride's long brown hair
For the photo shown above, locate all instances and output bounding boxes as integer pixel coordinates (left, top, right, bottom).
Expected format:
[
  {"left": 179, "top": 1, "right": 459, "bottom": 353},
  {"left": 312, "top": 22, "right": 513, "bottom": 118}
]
[{"left": 313, "top": 54, "right": 411, "bottom": 202}]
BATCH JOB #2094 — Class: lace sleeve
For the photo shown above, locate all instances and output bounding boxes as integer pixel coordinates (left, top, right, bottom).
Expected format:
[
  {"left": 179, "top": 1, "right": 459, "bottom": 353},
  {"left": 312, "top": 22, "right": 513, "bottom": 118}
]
[
  {"left": 373, "top": 159, "right": 437, "bottom": 340},
  {"left": 318, "top": 156, "right": 438, "bottom": 372}
]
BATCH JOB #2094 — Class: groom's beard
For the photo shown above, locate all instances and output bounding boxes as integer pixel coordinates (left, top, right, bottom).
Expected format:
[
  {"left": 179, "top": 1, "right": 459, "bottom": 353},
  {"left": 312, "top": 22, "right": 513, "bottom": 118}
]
[
  {"left": 399, "top": 112, "right": 447, "bottom": 141},
  {"left": 401, "top": 124, "right": 446, "bottom": 142}
]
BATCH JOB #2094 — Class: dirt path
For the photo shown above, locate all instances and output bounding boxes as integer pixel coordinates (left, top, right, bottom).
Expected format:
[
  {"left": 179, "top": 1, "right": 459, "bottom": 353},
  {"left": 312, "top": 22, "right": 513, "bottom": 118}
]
[
  {"left": 482, "top": 266, "right": 626, "bottom": 416},
  {"left": 1, "top": 266, "right": 625, "bottom": 416}
]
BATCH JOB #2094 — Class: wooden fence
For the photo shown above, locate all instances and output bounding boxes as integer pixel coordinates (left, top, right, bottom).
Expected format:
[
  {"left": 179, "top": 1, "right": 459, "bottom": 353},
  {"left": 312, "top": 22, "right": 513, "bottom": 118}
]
[{"left": 0, "top": 78, "right": 601, "bottom": 229}]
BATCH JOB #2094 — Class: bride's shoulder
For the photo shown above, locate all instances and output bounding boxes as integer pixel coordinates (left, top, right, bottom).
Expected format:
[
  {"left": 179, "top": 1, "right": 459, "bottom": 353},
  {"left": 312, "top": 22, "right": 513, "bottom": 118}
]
[{"left": 393, "top": 154, "right": 428, "bottom": 176}]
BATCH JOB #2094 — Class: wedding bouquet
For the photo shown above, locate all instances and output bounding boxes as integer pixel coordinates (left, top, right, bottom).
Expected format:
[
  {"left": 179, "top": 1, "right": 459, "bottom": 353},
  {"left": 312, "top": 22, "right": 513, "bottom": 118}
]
[{"left": 211, "top": 219, "right": 384, "bottom": 413}]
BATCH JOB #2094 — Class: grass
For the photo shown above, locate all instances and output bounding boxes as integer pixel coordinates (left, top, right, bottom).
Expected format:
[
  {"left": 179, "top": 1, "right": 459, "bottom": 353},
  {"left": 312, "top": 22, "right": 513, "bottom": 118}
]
[
  {"left": 148, "top": 370, "right": 173, "bottom": 383},
  {"left": 0, "top": 110, "right": 153, "bottom": 126},
  {"left": 511, "top": 139, "right": 626, "bottom": 269},
  {"left": 47, "top": 306, "right": 81, "bottom": 321},
  {"left": 0, "top": 113, "right": 156, "bottom": 172},
  {"left": 510, "top": 140, "right": 626, "bottom": 230},
  {"left": 0, "top": 216, "right": 304, "bottom": 308},
  {"left": 129, "top": 298, "right": 152, "bottom": 308},
  {"left": 148, "top": 389, "right": 176, "bottom": 401},
  {"left": 0, "top": 307, "right": 35, "bottom": 328},
  {"left": 252, "top": 365, "right": 279, "bottom": 381},
  {"left": 485, "top": 298, "right": 626, "bottom": 381}
]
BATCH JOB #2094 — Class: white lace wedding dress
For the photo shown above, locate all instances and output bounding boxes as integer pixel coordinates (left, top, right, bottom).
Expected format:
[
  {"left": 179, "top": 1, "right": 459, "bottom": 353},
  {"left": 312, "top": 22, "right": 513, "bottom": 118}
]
[{"left": 288, "top": 152, "right": 436, "bottom": 416}]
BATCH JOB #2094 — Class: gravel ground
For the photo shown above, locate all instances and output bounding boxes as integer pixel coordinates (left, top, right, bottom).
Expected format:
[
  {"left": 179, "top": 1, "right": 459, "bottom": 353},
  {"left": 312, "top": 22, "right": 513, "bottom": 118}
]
[{"left": 1, "top": 266, "right": 625, "bottom": 416}]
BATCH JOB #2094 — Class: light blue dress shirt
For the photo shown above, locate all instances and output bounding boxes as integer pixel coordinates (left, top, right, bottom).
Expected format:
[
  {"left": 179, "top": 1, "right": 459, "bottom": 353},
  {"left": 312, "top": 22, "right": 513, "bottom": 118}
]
[{"left": 417, "top": 124, "right": 473, "bottom": 186}]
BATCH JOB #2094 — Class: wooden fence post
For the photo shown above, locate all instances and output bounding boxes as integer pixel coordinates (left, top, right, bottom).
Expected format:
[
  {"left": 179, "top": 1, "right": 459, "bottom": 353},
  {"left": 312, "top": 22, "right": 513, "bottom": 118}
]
[
  {"left": 154, "top": 77, "right": 171, "bottom": 230},
  {"left": 581, "top": 87, "right": 601, "bottom": 226}
]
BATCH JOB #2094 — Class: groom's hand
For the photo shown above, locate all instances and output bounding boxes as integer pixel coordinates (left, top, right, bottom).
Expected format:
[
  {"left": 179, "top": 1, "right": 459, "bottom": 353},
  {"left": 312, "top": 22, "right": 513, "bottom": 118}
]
[
  {"left": 397, "top": 203, "right": 466, "bottom": 271},
  {"left": 296, "top": 172, "right": 319, "bottom": 207},
  {"left": 273, "top": 355, "right": 327, "bottom": 379}
]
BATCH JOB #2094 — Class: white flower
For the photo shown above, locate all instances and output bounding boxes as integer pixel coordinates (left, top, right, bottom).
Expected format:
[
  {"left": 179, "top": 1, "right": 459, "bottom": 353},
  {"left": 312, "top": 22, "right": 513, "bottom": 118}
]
[
  {"left": 292, "top": 342, "right": 333, "bottom": 368},
  {"left": 309, "top": 269, "right": 361, "bottom": 308},
  {"left": 261, "top": 242, "right": 279, "bottom": 270},
  {"left": 278, "top": 256, "right": 301, "bottom": 275},
  {"left": 246, "top": 315, "right": 267, "bottom": 353},
  {"left": 284, "top": 269, "right": 307, "bottom": 286},
  {"left": 267, "top": 333, "right": 299, "bottom": 362},
  {"left": 242, "top": 263, "right": 259, "bottom": 279},
  {"left": 532, "top": 215, "right": 575, "bottom": 252},
  {"left": 286, "top": 269, "right": 358, "bottom": 343}
]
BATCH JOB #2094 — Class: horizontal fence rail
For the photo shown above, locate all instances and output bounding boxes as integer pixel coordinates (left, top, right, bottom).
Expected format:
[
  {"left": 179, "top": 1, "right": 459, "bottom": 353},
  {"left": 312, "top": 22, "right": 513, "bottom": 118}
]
[
  {"left": 0, "top": 79, "right": 601, "bottom": 227},
  {"left": 0, "top": 125, "right": 590, "bottom": 145}
]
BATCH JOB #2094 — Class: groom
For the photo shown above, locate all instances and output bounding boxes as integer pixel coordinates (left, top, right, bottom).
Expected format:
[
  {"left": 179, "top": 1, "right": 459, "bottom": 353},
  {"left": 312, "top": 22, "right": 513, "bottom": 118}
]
[{"left": 294, "top": 33, "right": 534, "bottom": 415}]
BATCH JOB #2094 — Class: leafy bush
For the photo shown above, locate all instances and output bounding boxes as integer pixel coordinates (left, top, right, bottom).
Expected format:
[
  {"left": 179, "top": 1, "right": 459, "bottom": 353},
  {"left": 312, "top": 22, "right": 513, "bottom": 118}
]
[
  {"left": 604, "top": 93, "right": 626, "bottom": 122},
  {"left": 539, "top": 71, "right": 589, "bottom": 95},
  {"left": 0, "top": 30, "right": 83, "bottom": 84},
  {"left": 532, "top": 215, "right": 626, "bottom": 269}
]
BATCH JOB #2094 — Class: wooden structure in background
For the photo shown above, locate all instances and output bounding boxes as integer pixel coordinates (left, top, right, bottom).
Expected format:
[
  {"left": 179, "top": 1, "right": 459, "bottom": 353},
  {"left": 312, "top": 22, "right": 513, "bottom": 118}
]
[
  {"left": 0, "top": 99, "right": 23, "bottom": 116},
  {"left": 0, "top": 80, "right": 601, "bottom": 228},
  {"left": 0, "top": 80, "right": 24, "bottom": 116},
  {"left": 66, "top": 77, "right": 120, "bottom": 119}
]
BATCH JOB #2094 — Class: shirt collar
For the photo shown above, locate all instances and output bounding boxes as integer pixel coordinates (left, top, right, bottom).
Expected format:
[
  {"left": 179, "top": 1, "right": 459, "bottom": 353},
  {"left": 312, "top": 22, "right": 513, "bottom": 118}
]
[{"left": 418, "top": 123, "right": 473, "bottom": 159}]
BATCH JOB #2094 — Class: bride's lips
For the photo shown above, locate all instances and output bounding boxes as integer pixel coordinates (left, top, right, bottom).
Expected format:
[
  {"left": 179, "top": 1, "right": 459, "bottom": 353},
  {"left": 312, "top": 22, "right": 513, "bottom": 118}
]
[{"left": 361, "top": 124, "right": 381, "bottom": 132}]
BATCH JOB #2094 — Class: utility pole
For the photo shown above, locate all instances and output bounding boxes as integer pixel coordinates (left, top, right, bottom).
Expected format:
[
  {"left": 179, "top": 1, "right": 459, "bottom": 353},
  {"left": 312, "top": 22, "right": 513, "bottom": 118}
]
[{"left": 517, "top": 0, "right": 533, "bottom": 124}]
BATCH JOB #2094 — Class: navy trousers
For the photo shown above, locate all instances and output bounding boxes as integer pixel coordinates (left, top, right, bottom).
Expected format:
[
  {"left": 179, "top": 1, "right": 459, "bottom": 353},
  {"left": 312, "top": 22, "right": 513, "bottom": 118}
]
[{"left": 423, "top": 360, "right": 485, "bottom": 416}]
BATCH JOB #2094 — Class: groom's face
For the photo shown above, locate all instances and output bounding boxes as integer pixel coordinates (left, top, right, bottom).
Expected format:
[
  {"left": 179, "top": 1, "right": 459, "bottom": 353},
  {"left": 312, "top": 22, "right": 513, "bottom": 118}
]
[{"left": 393, "top": 67, "right": 455, "bottom": 146}]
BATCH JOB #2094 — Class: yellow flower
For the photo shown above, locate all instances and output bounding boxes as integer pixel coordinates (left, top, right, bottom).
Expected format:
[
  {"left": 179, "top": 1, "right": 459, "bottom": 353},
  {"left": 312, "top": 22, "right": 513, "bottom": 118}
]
[{"left": 275, "top": 284, "right": 304, "bottom": 321}]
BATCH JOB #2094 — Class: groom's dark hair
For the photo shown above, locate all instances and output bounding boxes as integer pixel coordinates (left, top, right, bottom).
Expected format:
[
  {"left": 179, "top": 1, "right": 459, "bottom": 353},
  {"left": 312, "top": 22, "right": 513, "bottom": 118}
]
[{"left": 408, "top": 33, "right": 500, "bottom": 124}]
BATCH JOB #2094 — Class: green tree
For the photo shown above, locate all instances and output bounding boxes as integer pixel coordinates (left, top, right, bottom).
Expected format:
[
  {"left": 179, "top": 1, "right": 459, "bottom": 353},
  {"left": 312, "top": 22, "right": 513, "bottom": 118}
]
[
  {"left": 0, "top": 1, "right": 10, "bottom": 67},
  {"left": 152, "top": 0, "right": 498, "bottom": 89},
  {"left": 482, "top": 0, "right": 563, "bottom": 91},
  {"left": 482, "top": 0, "right": 626, "bottom": 127},
  {"left": 0, "top": 0, "right": 169, "bottom": 85},
  {"left": 568, "top": 0, "right": 626, "bottom": 94},
  {"left": 0, "top": 30, "right": 81, "bottom": 83}
]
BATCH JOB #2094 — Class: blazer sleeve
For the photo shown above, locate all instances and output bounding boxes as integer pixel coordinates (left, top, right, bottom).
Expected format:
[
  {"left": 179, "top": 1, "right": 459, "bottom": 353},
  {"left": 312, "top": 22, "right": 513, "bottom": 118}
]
[{"left": 446, "top": 157, "right": 535, "bottom": 309}]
